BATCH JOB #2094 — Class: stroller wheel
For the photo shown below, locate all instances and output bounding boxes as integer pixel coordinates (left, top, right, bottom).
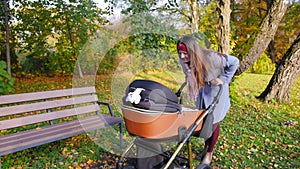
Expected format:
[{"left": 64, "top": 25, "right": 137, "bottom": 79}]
[
  {"left": 115, "top": 160, "right": 124, "bottom": 169},
  {"left": 114, "top": 160, "right": 135, "bottom": 169},
  {"left": 196, "top": 164, "right": 211, "bottom": 169}
]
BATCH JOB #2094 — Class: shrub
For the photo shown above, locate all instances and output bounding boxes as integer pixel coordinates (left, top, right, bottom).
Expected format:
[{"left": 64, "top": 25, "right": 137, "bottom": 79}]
[
  {"left": 249, "top": 53, "right": 276, "bottom": 74},
  {"left": 0, "top": 61, "right": 15, "bottom": 94}
]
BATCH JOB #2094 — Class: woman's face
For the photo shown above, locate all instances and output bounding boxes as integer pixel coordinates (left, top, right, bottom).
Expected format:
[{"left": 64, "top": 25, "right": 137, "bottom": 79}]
[{"left": 178, "top": 50, "right": 190, "bottom": 63}]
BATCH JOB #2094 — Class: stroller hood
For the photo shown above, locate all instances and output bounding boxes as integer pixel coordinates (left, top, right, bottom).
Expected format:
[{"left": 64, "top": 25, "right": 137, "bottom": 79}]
[{"left": 123, "top": 79, "right": 181, "bottom": 112}]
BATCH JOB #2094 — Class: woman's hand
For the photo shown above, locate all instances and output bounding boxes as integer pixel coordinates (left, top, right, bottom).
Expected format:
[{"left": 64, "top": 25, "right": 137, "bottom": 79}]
[{"left": 211, "top": 78, "right": 223, "bottom": 85}]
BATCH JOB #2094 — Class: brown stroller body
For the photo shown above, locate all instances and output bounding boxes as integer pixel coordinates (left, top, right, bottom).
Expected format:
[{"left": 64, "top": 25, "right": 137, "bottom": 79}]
[
  {"left": 116, "top": 80, "right": 222, "bottom": 169},
  {"left": 122, "top": 105, "right": 204, "bottom": 140}
]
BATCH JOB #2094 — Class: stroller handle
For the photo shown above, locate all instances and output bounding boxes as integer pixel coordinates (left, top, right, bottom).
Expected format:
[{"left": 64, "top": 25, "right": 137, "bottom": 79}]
[
  {"left": 206, "top": 84, "right": 223, "bottom": 113},
  {"left": 176, "top": 82, "right": 223, "bottom": 108},
  {"left": 175, "top": 82, "right": 187, "bottom": 105},
  {"left": 175, "top": 81, "right": 187, "bottom": 97}
]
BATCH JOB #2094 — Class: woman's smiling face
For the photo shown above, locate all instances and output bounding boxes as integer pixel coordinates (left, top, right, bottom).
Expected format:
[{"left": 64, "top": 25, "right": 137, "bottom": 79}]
[{"left": 178, "top": 50, "right": 190, "bottom": 63}]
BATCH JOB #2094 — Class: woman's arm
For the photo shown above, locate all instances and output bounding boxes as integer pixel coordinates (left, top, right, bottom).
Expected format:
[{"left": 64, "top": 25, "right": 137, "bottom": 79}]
[{"left": 218, "top": 55, "right": 239, "bottom": 84}]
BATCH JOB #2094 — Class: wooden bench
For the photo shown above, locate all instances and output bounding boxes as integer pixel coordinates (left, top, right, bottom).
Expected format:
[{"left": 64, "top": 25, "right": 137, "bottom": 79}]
[{"left": 0, "top": 86, "right": 123, "bottom": 158}]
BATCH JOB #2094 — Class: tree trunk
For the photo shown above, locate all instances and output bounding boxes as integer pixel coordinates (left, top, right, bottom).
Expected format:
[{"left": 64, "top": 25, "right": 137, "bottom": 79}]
[
  {"left": 235, "top": 0, "right": 289, "bottom": 75},
  {"left": 3, "top": 0, "right": 11, "bottom": 76},
  {"left": 216, "top": 0, "right": 231, "bottom": 54},
  {"left": 267, "top": 40, "right": 276, "bottom": 63},
  {"left": 62, "top": 3, "right": 83, "bottom": 78},
  {"left": 66, "top": 22, "right": 83, "bottom": 78},
  {"left": 187, "top": 0, "right": 199, "bottom": 33},
  {"left": 257, "top": 33, "right": 300, "bottom": 103}
]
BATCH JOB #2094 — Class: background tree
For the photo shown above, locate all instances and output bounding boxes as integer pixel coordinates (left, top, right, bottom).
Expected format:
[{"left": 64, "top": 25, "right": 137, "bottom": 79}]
[
  {"left": 1, "top": 0, "right": 20, "bottom": 75},
  {"left": 216, "top": 0, "right": 231, "bottom": 54},
  {"left": 267, "top": 2, "right": 300, "bottom": 64},
  {"left": 107, "top": 0, "right": 233, "bottom": 55},
  {"left": 109, "top": 0, "right": 213, "bottom": 34},
  {"left": 11, "top": 0, "right": 107, "bottom": 75},
  {"left": 105, "top": 12, "right": 180, "bottom": 72},
  {"left": 257, "top": 33, "right": 300, "bottom": 103},
  {"left": 1, "top": 0, "right": 11, "bottom": 75},
  {"left": 13, "top": 1, "right": 54, "bottom": 73},
  {"left": 3, "top": 0, "right": 11, "bottom": 75},
  {"left": 234, "top": 0, "right": 289, "bottom": 75},
  {"left": 2, "top": 0, "right": 298, "bottom": 102},
  {"left": 186, "top": 0, "right": 200, "bottom": 33}
]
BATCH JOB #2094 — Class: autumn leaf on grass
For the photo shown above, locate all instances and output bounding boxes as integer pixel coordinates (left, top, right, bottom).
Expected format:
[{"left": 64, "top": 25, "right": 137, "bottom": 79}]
[
  {"left": 87, "top": 159, "right": 94, "bottom": 165},
  {"left": 62, "top": 147, "right": 68, "bottom": 158}
]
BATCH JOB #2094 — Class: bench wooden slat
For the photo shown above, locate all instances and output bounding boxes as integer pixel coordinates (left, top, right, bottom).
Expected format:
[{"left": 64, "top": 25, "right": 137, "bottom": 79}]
[
  {"left": 0, "top": 115, "right": 120, "bottom": 145},
  {"left": 0, "top": 86, "right": 96, "bottom": 105},
  {"left": 0, "top": 105, "right": 100, "bottom": 130},
  {"left": 0, "top": 115, "right": 122, "bottom": 156},
  {"left": 0, "top": 95, "right": 98, "bottom": 117},
  {"left": 0, "top": 86, "right": 123, "bottom": 157},
  {"left": 0, "top": 114, "right": 117, "bottom": 143}
]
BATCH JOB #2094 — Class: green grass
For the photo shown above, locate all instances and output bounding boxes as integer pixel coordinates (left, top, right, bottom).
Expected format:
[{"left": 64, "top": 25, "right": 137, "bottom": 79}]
[
  {"left": 1, "top": 72, "right": 299, "bottom": 168},
  {"left": 213, "top": 73, "right": 299, "bottom": 168}
]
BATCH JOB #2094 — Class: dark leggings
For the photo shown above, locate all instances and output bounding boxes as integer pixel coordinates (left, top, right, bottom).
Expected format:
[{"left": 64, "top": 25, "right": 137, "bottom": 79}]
[{"left": 205, "top": 123, "right": 220, "bottom": 153}]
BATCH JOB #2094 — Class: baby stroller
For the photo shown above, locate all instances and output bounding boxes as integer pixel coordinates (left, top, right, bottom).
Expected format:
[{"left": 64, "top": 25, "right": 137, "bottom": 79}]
[{"left": 116, "top": 79, "right": 222, "bottom": 169}]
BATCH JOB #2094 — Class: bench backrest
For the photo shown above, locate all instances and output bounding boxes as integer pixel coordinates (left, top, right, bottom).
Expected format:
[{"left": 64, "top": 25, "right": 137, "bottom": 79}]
[{"left": 0, "top": 87, "right": 100, "bottom": 131}]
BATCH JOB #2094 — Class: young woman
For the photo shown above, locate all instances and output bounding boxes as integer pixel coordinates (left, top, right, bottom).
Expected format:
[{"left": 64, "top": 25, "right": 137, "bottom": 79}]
[{"left": 177, "top": 35, "right": 239, "bottom": 165}]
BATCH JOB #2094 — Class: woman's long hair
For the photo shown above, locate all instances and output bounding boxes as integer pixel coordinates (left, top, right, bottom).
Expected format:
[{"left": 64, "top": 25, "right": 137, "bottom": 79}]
[{"left": 177, "top": 35, "right": 214, "bottom": 100}]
